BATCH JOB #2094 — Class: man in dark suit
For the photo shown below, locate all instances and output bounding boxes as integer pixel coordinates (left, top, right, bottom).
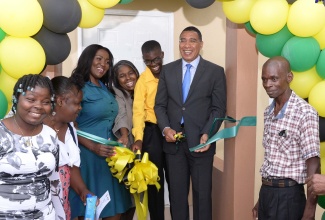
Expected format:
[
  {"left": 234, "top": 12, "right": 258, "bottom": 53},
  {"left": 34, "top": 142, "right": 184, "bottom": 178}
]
[{"left": 154, "top": 26, "right": 227, "bottom": 220}]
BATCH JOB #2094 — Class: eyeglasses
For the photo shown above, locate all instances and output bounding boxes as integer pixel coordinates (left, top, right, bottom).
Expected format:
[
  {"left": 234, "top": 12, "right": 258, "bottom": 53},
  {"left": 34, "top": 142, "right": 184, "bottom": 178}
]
[
  {"left": 143, "top": 56, "right": 162, "bottom": 65},
  {"left": 179, "top": 38, "right": 201, "bottom": 45}
]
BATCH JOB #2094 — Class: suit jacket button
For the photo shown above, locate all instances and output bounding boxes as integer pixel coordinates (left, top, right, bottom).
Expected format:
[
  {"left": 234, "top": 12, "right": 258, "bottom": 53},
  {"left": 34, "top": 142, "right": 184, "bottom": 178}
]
[{"left": 182, "top": 107, "right": 185, "bottom": 110}]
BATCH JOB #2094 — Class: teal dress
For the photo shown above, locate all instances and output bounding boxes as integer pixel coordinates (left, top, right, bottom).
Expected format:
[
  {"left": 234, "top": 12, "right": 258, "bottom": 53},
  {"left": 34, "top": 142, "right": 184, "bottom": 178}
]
[{"left": 69, "top": 81, "right": 131, "bottom": 218}]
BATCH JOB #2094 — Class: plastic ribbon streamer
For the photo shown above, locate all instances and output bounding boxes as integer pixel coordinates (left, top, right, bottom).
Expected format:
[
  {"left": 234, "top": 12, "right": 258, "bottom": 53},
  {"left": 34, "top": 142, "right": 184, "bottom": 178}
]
[
  {"left": 106, "top": 147, "right": 135, "bottom": 182},
  {"left": 189, "top": 116, "right": 257, "bottom": 152},
  {"left": 106, "top": 149, "right": 160, "bottom": 220},
  {"left": 76, "top": 130, "right": 124, "bottom": 147}
]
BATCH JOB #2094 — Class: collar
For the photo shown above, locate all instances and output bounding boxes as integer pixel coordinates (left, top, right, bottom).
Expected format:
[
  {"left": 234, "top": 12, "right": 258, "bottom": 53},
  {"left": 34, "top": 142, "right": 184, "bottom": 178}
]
[
  {"left": 267, "top": 95, "right": 292, "bottom": 119},
  {"left": 86, "top": 80, "right": 106, "bottom": 88},
  {"left": 143, "top": 67, "right": 159, "bottom": 83},
  {"left": 182, "top": 55, "right": 201, "bottom": 69}
]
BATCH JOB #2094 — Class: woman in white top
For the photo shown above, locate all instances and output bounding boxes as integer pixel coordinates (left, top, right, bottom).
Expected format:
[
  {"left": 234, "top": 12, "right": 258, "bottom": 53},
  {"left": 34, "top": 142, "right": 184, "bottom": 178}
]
[
  {"left": 0, "top": 74, "right": 58, "bottom": 219},
  {"left": 45, "top": 75, "right": 95, "bottom": 220}
]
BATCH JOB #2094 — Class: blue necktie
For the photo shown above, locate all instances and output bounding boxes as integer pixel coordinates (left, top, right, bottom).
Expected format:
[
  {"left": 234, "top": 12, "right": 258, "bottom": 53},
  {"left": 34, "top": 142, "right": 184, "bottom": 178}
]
[
  {"left": 182, "top": 64, "right": 192, "bottom": 103},
  {"left": 181, "top": 64, "right": 192, "bottom": 124}
]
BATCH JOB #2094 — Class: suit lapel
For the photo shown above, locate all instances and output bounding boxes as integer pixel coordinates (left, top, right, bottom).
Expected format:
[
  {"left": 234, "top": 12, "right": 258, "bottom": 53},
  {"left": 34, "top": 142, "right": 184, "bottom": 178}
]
[{"left": 176, "top": 61, "right": 183, "bottom": 103}]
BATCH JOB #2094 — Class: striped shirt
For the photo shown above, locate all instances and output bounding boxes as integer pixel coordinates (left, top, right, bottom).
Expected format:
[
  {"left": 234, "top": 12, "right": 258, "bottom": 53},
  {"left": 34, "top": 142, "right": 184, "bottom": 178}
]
[{"left": 260, "top": 91, "right": 320, "bottom": 184}]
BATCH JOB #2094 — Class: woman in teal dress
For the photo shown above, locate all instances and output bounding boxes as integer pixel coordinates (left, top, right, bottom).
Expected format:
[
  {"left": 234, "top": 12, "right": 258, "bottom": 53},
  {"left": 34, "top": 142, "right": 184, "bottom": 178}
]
[{"left": 69, "top": 44, "right": 131, "bottom": 220}]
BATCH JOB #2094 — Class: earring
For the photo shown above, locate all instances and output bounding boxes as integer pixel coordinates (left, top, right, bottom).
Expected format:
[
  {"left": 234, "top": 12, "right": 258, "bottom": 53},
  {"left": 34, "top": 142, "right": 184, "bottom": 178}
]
[
  {"left": 52, "top": 111, "right": 56, "bottom": 116},
  {"left": 12, "top": 95, "right": 17, "bottom": 104}
]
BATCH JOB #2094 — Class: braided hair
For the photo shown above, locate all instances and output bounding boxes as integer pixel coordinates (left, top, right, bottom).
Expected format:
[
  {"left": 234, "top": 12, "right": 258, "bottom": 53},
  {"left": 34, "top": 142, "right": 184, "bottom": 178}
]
[
  {"left": 12, "top": 74, "right": 55, "bottom": 113},
  {"left": 112, "top": 60, "right": 139, "bottom": 97},
  {"left": 71, "top": 44, "right": 114, "bottom": 93}
]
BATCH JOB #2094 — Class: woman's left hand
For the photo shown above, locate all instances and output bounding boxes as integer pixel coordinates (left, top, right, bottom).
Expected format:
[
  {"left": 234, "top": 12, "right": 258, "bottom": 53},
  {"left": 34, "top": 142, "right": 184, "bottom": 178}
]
[
  {"left": 118, "top": 135, "right": 128, "bottom": 146},
  {"left": 80, "top": 190, "right": 100, "bottom": 206}
]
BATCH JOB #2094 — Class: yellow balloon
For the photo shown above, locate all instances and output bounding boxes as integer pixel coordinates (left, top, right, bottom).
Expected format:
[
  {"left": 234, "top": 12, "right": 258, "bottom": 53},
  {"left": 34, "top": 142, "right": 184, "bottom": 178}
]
[
  {"left": 314, "top": 25, "right": 325, "bottom": 50},
  {"left": 321, "top": 142, "right": 325, "bottom": 158},
  {"left": 287, "top": 0, "right": 325, "bottom": 37},
  {"left": 309, "top": 81, "right": 325, "bottom": 117},
  {"left": 290, "top": 66, "right": 323, "bottom": 99},
  {"left": 0, "top": 0, "right": 43, "bottom": 37},
  {"left": 78, "top": 0, "right": 105, "bottom": 28},
  {"left": 222, "top": 0, "right": 257, "bottom": 24},
  {"left": 7, "top": 102, "right": 12, "bottom": 115},
  {"left": 322, "top": 158, "right": 325, "bottom": 174},
  {"left": 0, "top": 36, "right": 45, "bottom": 79},
  {"left": 320, "top": 139, "right": 325, "bottom": 176},
  {"left": 0, "top": 69, "right": 17, "bottom": 103},
  {"left": 88, "top": 0, "right": 120, "bottom": 9},
  {"left": 250, "top": 0, "right": 289, "bottom": 35}
]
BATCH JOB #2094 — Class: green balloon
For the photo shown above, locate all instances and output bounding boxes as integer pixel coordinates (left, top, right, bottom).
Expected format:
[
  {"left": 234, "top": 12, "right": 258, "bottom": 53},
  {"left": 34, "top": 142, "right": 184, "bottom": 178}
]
[
  {"left": 322, "top": 211, "right": 325, "bottom": 220},
  {"left": 256, "top": 25, "right": 293, "bottom": 58},
  {"left": 0, "top": 28, "right": 5, "bottom": 42},
  {"left": 0, "top": 89, "right": 8, "bottom": 119},
  {"left": 281, "top": 36, "right": 321, "bottom": 72},
  {"left": 119, "top": 0, "right": 133, "bottom": 4},
  {"left": 245, "top": 21, "right": 257, "bottom": 35},
  {"left": 318, "top": 195, "right": 325, "bottom": 209},
  {"left": 316, "top": 50, "right": 325, "bottom": 79}
]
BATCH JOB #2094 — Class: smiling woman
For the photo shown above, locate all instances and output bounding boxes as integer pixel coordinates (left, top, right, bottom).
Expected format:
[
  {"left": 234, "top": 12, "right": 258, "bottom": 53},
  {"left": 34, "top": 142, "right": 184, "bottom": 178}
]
[
  {"left": 68, "top": 44, "right": 132, "bottom": 220},
  {"left": 0, "top": 74, "right": 59, "bottom": 219},
  {"left": 42, "top": 75, "right": 96, "bottom": 220},
  {"left": 112, "top": 60, "right": 139, "bottom": 148}
]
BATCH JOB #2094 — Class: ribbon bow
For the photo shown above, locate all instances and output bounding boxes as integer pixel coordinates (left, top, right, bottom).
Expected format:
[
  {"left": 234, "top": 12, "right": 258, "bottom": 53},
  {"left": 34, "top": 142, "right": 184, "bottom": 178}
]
[{"left": 106, "top": 149, "right": 160, "bottom": 220}]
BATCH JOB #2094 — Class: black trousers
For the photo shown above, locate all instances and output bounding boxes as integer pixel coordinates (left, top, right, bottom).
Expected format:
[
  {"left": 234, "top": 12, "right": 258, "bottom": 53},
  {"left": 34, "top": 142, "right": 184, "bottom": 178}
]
[
  {"left": 165, "top": 141, "right": 213, "bottom": 220},
  {"left": 258, "top": 184, "right": 306, "bottom": 220},
  {"left": 142, "top": 122, "right": 165, "bottom": 220}
]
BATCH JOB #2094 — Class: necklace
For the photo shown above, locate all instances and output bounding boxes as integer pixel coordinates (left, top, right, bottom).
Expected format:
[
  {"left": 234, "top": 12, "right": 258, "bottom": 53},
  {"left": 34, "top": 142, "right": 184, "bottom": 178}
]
[
  {"left": 53, "top": 126, "right": 60, "bottom": 134},
  {"left": 13, "top": 116, "right": 37, "bottom": 147}
]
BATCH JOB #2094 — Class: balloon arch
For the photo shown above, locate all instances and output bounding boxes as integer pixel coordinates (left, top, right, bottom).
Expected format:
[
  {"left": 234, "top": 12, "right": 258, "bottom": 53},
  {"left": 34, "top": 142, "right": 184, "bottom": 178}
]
[
  {"left": 0, "top": 0, "right": 325, "bottom": 216},
  {"left": 1, "top": 0, "right": 325, "bottom": 178}
]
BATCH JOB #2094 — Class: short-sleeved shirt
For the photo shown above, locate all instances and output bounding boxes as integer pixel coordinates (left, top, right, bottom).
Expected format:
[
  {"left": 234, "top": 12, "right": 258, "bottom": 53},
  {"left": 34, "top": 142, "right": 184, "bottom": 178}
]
[
  {"left": 260, "top": 91, "right": 320, "bottom": 184},
  {"left": 0, "top": 121, "right": 58, "bottom": 219}
]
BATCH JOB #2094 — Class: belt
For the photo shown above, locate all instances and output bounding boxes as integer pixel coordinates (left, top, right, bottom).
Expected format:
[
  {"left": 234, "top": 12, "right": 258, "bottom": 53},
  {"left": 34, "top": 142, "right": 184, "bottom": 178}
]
[
  {"left": 145, "top": 122, "right": 158, "bottom": 127},
  {"left": 262, "top": 177, "right": 297, "bottom": 188}
]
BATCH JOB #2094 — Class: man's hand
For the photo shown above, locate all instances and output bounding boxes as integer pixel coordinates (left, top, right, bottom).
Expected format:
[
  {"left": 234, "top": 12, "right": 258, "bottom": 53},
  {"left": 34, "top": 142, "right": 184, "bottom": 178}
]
[
  {"left": 132, "top": 140, "right": 143, "bottom": 152},
  {"left": 195, "top": 134, "right": 210, "bottom": 152},
  {"left": 306, "top": 174, "right": 325, "bottom": 196},
  {"left": 163, "top": 127, "right": 176, "bottom": 142}
]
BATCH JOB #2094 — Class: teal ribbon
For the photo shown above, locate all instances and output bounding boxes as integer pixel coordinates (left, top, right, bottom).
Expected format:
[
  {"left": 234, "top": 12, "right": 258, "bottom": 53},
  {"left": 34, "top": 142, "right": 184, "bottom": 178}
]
[
  {"left": 76, "top": 130, "right": 124, "bottom": 147},
  {"left": 189, "top": 116, "right": 257, "bottom": 152}
]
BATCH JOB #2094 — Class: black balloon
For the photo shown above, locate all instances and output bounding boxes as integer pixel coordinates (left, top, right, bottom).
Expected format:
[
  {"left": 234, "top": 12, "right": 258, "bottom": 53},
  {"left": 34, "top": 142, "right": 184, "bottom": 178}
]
[
  {"left": 33, "top": 26, "right": 71, "bottom": 65},
  {"left": 286, "top": 0, "right": 297, "bottom": 4},
  {"left": 186, "top": 0, "right": 215, "bottom": 9},
  {"left": 320, "top": 116, "right": 325, "bottom": 142},
  {"left": 38, "top": 0, "right": 81, "bottom": 34}
]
